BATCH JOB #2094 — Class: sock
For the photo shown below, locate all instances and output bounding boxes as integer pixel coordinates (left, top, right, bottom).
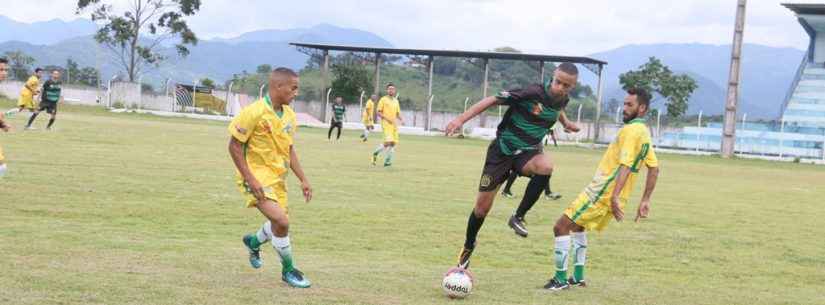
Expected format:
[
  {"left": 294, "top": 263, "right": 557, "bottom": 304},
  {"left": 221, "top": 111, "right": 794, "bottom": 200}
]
[
  {"left": 515, "top": 175, "right": 548, "bottom": 218},
  {"left": 47, "top": 118, "right": 55, "bottom": 128},
  {"left": 572, "top": 232, "right": 587, "bottom": 281},
  {"left": 373, "top": 144, "right": 384, "bottom": 156},
  {"left": 328, "top": 125, "right": 334, "bottom": 139},
  {"left": 554, "top": 235, "right": 571, "bottom": 282},
  {"left": 544, "top": 173, "right": 553, "bottom": 195},
  {"left": 26, "top": 112, "right": 39, "bottom": 127},
  {"left": 249, "top": 221, "right": 273, "bottom": 249},
  {"left": 336, "top": 126, "right": 342, "bottom": 139},
  {"left": 0, "top": 163, "right": 6, "bottom": 177},
  {"left": 464, "top": 210, "right": 486, "bottom": 249},
  {"left": 272, "top": 235, "right": 295, "bottom": 274},
  {"left": 385, "top": 147, "right": 395, "bottom": 164},
  {"left": 502, "top": 171, "right": 517, "bottom": 194}
]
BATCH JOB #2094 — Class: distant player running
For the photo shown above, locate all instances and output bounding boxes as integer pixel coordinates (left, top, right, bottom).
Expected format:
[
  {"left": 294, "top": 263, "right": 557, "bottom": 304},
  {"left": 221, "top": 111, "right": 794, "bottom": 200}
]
[
  {"left": 0, "top": 57, "right": 10, "bottom": 177},
  {"left": 17, "top": 68, "right": 42, "bottom": 113},
  {"left": 371, "top": 83, "right": 403, "bottom": 167},
  {"left": 543, "top": 88, "right": 660, "bottom": 291},
  {"left": 228, "top": 67, "right": 314, "bottom": 288},
  {"left": 445, "top": 63, "right": 581, "bottom": 269},
  {"left": 25, "top": 70, "right": 62, "bottom": 130},
  {"left": 328, "top": 96, "right": 346, "bottom": 141},
  {"left": 360, "top": 94, "right": 377, "bottom": 142}
]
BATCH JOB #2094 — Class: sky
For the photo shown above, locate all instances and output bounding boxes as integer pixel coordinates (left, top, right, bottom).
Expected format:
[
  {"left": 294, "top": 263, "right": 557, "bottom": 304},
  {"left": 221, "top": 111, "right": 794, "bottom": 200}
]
[{"left": 2, "top": 0, "right": 819, "bottom": 55}]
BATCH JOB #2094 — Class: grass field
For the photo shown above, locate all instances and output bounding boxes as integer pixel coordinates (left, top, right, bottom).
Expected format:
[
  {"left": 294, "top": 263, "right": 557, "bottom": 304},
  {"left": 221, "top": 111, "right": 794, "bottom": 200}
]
[{"left": 1, "top": 99, "right": 823, "bottom": 305}]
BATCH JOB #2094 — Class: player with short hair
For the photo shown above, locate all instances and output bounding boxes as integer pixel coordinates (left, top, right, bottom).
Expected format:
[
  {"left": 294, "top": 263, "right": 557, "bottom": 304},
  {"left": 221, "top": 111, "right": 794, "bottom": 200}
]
[
  {"left": 25, "top": 70, "right": 62, "bottom": 131},
  {"left": 328, "top": 96, "right": 345, "bottom": 141},
  {"left": 445, "top": 63, "right": 581, "bottom": 269},
  {"left": 228, "top": 67, "right": 314, "bottom": 288},
  {"left": 372, "top": 83, "right": 403, "bottom": 167},
  {"left": 0, "top": 57, "right": 10, "bottom": 177},
  {"left": 543, "top": 88, "right": 660, "bottom": 291},
  {"left": 18, "top": 68, "right": 43, "bottom": 113},
  {"left": 360, "top": 94, "right": 377, "bottom": 142}
]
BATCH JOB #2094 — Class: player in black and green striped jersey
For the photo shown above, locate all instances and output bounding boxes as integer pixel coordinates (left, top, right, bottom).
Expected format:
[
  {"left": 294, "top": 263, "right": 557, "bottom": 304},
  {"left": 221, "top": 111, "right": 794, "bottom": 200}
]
[
  {"left": 328, "top": 96, "right": 346, "bottom": 141},
  {"left": 445, "top": 63, "right": 581, "bottom": 270},
  {"left": 25, "top": 70, "right": 62, "bottom": 131}
]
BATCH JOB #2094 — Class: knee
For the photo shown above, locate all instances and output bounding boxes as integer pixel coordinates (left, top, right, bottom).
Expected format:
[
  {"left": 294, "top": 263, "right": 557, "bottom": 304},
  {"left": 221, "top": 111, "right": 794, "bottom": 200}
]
[
  {"left": 535, "top": 162, "right": 554, "bottom": 176},
  {"left": 271, "top": 214, "right": 289, "bottom": 231},
  {"left": 553, "top": 219, "right": 569, "bottom": 236}
]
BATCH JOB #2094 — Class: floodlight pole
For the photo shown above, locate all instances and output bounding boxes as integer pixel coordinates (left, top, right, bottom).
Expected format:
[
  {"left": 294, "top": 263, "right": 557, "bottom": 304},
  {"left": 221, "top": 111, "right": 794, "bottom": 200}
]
[
  {"left": 321, "top": 49, "right": 331, "bottom": 122},
  {"left": 721, "top": 0, "right": 747, "bottom": 158},
  {"left": 373, "top": 53, "right": 382, "bottom": 97}
]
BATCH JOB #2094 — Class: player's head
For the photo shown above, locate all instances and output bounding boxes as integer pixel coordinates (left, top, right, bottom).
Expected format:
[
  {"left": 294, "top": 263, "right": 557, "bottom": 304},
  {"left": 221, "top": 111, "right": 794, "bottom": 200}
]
[
  {"left": 386, "top": 83, "right": 396, "bottom": 97},
  {"left": 370, "top": 94, "right": 378, "bottom": 100},
  {"left": 549, "top": 63, "right": 578, "bottom": 98},
  {"left": 335, "top": 96, "right": 343, "bottom": 104},
  {"left": 0, "top": 57, "right": 8, "bottom": 81},
  {"left": 51, "top": 70, "right": 61, "bottom": 81},
  {"left": 623, "top": 87, "right": 652, "bottom": 123},
  {"left": 34, "top": 68, "right": 43, "bottom": 77},
  {"left": 268, "top": 67, "right": 299, "bottom": 105}
]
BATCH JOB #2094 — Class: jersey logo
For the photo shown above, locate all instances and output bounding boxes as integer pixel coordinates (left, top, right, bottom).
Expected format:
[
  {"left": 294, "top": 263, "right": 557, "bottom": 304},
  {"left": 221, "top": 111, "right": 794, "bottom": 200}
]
[
  {"left": 283, "top": 123, "right": 292, "bottom": 134},
  {"left": 261, "top": 121, "right": 273, "bottom": 133},
  {"left": 479, "top": 174, "right": 492, "bottom": 188},
  {"left": 531, "top": 102, "right": 544, "bottom": 115}
]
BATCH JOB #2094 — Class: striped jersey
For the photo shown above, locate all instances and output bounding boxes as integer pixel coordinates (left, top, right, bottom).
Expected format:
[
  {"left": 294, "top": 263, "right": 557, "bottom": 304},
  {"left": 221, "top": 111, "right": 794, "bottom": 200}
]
[{"left": 494, "top": 83, "right": 569, "bottom": 155}]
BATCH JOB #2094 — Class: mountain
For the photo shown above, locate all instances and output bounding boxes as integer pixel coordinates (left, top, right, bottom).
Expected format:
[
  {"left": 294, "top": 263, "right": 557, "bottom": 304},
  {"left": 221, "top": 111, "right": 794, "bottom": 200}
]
[
  {"left": 0, "top": 16, "right": 97, "bottom": 45},
  {"left": 213, "top": 23, "right": 393, "bottom": 47},
  {"left": 589, "top": 43, "right": 805, "bottom": 118}
]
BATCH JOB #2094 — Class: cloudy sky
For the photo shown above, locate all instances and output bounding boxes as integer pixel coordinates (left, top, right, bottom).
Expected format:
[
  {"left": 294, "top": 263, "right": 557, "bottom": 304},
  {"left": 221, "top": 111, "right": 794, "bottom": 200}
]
[{"left": 3, "top": 0, "right": 819, "bottom": 55}]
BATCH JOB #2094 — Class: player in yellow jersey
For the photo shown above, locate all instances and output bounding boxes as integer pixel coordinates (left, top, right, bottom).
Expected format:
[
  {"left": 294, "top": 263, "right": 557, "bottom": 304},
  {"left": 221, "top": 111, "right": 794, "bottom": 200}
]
[
  {"left": 17, "top": 68, "right": 42, "bottom": 113},
  {"left": 0, "top": 57, "right": 10, "bottom": 177},
  {"left": 543, "top": 88, "right": 660, "bottom": 291},
  {"left": 228, "top": 67, "right": 313, "bottom": 288},
  {"left": 372, "top": 83, "right": 403, "bottom": 166},
  {"left": 360, "top": 94, "right": 377, "bottom": 142}
]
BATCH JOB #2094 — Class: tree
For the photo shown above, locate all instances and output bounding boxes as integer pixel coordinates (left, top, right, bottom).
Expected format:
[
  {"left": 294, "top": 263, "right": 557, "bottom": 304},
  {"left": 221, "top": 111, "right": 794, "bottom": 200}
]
[
  {"left": 330, "top": 63, "right": 373, "bottom": 104},
  {"left": 200, "top": 77, "right": 215, "bottom": 88},
  {"left": 255, "top": 64, "right": 272, "bottom": 75},
  {"left": 66, "top": 58, "right": 81, "bottom": 84},
  {"left": 619, "top": 57, "right": 697, "bottom": 118},
  {"left": 77, "top": 0, "right": 201, "bottom": 82},
  {"left": 3, "top": 51, "right": 35, "bottom": 81}
]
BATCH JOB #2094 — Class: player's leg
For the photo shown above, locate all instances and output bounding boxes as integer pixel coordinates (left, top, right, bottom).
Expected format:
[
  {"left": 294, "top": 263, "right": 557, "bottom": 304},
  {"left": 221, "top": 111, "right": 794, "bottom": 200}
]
[
  {"left": 255, "top": 199, "right": 310, "bottom": 288},
  {"left": 25, "top": 107, "right": 42, "bottom": 129},
  {"left": 501, "top": 170, "right": 517, "bottom": 198},
  {"left": 507, "top": 153, "right": 554, "bottom": 237},
  {"left": 569, "top": 226, "right": 588, "bottom": 287},
  {"left": 0, "top": 147, "right": 6, "bottom": 177},
  {"left": 384, "top": 142, "right": 396, "bottom": 166},
  {"left": 544, "top": 173, "right": 562, "bottom": 200},
  {"left": 335, "top": 122, "right": 342, "bottom": 140},
  {"left": 45, "top": 107, "right": 57, "bottom": 130},
  {"left": 327, "top": 122, "right": 335, "bottom": 140},
  {"left": 543, "top": 214, "right": 580, "bottom": 291}
]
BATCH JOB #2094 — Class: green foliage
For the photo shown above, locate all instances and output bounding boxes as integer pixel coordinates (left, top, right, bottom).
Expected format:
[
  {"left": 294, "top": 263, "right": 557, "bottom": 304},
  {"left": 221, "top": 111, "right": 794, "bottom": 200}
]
[
  {"left": 3, "top": 50, "right": 35, "bottom": 81},
  {"left": 193, "top": 92, "right": 226, "bottom": 114},
  {"left": 330, "top": 63, "right": 373, "bottom": 104},
  {"left": 256, "top": 64, "right": 272, "bottom": 74},
  {"left": 77, "top": 0, "right": 201, "bottom": 81},
  {"left": 200, "top": 77, "right": 215, "bottom": 88},
  {"left": 619, "top": 57, "right": 698, "bottom": 118}
]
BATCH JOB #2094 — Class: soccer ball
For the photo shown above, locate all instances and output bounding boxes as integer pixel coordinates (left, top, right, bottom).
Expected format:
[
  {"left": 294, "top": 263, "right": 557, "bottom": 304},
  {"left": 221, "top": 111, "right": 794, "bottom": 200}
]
[{"left": 442, "top": 267, "right": 474, "bottom": 299}]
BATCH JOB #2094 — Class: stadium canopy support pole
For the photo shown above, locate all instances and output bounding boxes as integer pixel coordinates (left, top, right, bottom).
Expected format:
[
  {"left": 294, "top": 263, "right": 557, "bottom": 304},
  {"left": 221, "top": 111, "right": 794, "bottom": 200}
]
[
  {"left": 373, "top": 53, "right": 382, "bottom": 98},
  {"left": 539, "top": 60, "right": 545, "bottom": 84},
  {"left": 426, "top": 55, "right": 434, "bottom": 131},
  {"left": 593, "top": 64, "right": 605, "bottom": 146},
  {"left": 320, "top": 49, "right": 331, "bottom": 123},
  {"left": 721, "top": 0, "right": 747, "bottom": 158},
  {"left": 226, "top": 81, "right": 234, "bottom": 117},
  {"left": 482, "top": 58, "right": 490, "bottom": 128}
]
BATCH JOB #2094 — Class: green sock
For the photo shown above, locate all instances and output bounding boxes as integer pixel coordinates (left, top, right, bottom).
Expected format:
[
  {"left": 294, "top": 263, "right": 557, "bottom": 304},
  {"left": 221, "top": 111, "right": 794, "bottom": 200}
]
[
  {"left": 385, "top": 147, "right": 395, "bottom": 164},
  {"left": 572, "top": 232, "right": 587, "bottom": 281},
  {"left": 248, "top": 234, "right": 263, "bottom": 249},
  {"left": 273, "top": 236, "right": 294, "bottom": 274},
  {"left": 574, "top": 265, "right": 584, "bottom": 281},
  {"left": 554, "top": 236, "right": 571, "bottom": 282}
]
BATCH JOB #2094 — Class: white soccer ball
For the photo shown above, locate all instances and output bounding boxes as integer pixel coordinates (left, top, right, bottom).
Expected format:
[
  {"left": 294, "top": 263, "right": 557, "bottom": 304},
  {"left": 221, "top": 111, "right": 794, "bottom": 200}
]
[{"left": 442, "top": 267, "right": 474, "bottom": 299}]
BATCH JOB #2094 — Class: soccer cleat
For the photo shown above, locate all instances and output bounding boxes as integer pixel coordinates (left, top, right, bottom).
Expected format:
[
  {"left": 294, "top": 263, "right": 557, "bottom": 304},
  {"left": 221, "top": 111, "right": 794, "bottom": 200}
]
[
  {"left": 282, "top": 269, "right": 311, "bottom": 288},
  {"left": 544, "top": 192, "right": 562, "bottom": 200},
  {"left": 501, "top": 191, "right": 515, "bottom": 198},
  {"left": 567, "top": 277, "right": 587, "bottom": 288},
  {"left": 543, "top": 278, "right": 570, "bottom": 291},
  {"left": 508, "top": 214, "right": 528, "bottom": 238},
  {"left": 456, "top": 244, "right": 474, "bottom": 269},
  {"left": 383, "top": 162, "right": 392, "bottom": 167},
  {"left": 242, "top": 234, "right": 263, "bottom": 269},
  {"left": 24, "top": 126, "right": 36, "bottom": 130}
]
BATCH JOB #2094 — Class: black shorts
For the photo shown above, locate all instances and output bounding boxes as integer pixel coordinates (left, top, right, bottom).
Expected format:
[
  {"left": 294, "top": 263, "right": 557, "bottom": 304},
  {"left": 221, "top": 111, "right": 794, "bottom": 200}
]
[
  {"left": 330, "top": 121, "right": 342, "bottom": 128},
  {"left": 39, "top": 102, "right": 57, "bottom": 115},
  {"left": 478, "top": 142, "right": 541, "bottom": 192}
]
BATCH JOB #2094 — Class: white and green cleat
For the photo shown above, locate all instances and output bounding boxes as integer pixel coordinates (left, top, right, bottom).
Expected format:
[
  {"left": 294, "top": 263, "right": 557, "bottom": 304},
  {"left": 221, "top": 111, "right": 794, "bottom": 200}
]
[
  {"left": 282, "top": 269, "right": 311, "bottom": 288},
  {"left": 242, "top": 234, "right": 263, "bottom": 269}
]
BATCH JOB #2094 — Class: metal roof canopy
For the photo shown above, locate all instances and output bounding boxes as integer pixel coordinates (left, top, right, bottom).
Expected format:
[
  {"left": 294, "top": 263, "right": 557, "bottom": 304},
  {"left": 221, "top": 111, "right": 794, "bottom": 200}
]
[
  {"left": 290, "top": 42, "right": 607, "bottom": 141},
  {"left": 782, "top": 3, "right": 825, "bottom": 15}
]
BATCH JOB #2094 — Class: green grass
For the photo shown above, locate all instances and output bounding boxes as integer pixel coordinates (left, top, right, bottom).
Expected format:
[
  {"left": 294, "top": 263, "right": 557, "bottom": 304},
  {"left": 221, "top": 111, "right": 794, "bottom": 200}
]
[{"left": 1, "top": 99, "right": 823, "bottom": 305}]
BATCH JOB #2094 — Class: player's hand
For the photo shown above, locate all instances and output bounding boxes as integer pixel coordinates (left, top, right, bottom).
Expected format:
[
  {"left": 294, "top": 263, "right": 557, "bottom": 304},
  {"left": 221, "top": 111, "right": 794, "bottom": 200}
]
[
  {"left": 246, "top": 178, "right": 266, "bottom": 203},
  {"left": 610, "top": 196, "right": 624, "bottom": 222},
  {"left": 445, "top": 118, "right": 463, "bottom": 137},
  {"left": 635, "top": 199, "right": 651, "bottom": 222},
  {"left": 301, "top": 180, "right": 313, "bottom": 203},
  {"left": 563, "top": 122, "right": 580, "bottom": 133}
]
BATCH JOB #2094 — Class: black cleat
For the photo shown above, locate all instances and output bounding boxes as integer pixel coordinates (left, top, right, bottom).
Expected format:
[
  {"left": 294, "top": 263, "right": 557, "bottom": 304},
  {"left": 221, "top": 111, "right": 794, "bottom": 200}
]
[
  {"left": 508, "top": 214, "right": 528, "bottom": 238},
  {"left": 543, "top": 278, "right": 570, "bottom": 291},
  {"left": 457, "top": 245, "right": 474, "bottom": 269},
  {"left": 567, "top": 277, "right": 587, "bottom": 287}
]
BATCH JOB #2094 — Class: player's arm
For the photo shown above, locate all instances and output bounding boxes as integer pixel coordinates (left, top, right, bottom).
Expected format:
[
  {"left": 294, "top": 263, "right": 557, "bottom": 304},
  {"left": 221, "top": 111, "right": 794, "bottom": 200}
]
[
  {"left": 289, "top": 145, "right": 312, "bottom": 203},
  {"left": 635, "top": 165, "right": 659, "bottom": 222},
  {"left": 558, "top": 111, "right": 580, "bottom": 133},
  {"left": 445, "top": 96, "right": 500, "bottom": 136},
  {"left": 228, "top": 137, "right": 265, "bottom": 201},
  {"left": 609, "top": 165, "right": 632, "bottom": 222}
]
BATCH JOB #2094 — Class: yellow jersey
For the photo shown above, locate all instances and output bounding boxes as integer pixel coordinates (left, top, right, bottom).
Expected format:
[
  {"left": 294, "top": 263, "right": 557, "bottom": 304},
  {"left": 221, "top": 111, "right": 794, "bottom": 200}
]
[
  {"left": 363, "top": 99, "right": 375, "bottom": 123},
  {"left": 21, "top": 75, "right": 39, "bottom": 96},
  {"left": 377, "top": 95, "right": 400, "bottom": 126},
  {"left": 228, "top": 97, "right": 297, "bottom": 186}
]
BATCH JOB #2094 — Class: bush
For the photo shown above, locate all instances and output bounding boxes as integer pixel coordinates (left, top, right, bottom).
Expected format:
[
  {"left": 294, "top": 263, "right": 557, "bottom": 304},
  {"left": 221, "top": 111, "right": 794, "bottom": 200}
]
[{"left": 194, "top": 93, "right": 227, "bottom": 114}]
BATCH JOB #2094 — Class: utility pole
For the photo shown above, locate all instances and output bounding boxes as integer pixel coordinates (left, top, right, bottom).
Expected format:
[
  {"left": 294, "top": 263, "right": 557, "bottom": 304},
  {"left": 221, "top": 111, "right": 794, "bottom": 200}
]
[{"left": 721, "top": 0, "right": 747, "bottom": 158}]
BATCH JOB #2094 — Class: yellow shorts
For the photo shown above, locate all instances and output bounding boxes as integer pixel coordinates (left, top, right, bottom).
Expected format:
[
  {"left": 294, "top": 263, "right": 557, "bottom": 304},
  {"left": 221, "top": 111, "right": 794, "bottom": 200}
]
[
  {"left": 18, "top": 94, "right": 35, "bottom": 109},
  {"left": 236, "top": 179, "right": 288, "bottom": 211},
  {"left": 563, "top": 191, "right": 625, "bottom": 232},
  {"left": 382, "top": 124, "right": 399, "bottom": 143}
]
